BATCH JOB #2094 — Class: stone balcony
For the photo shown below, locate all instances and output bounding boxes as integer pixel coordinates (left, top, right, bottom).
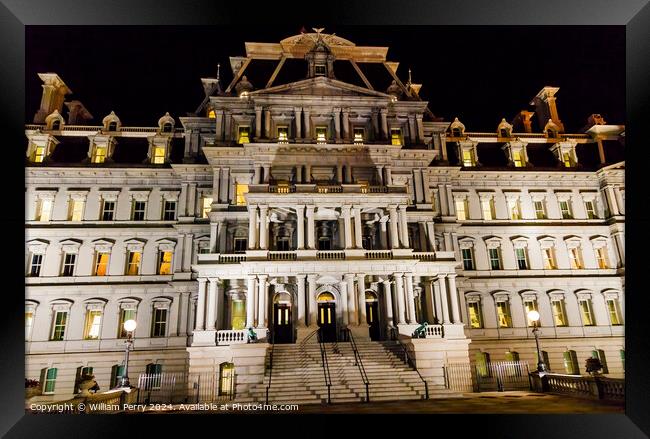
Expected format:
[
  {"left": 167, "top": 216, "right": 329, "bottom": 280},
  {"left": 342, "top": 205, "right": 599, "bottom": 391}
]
[
  {"left": 248, "top": 183, "right": 408, "bottom": 195},
  {"left": 197, "top": 250, "right": 456, "bottom": 264}
]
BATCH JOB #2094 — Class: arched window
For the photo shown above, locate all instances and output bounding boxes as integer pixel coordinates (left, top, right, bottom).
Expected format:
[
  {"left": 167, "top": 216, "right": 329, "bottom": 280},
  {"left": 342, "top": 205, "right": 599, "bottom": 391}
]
[
  {"left": 108, "top": 121, "right": 118, "bottom": 131},
  {"left": 219, "top": 362, "right": 235, "bottom": 397},
  {"left": 317, "top": 292, "right": 335, "bottom": 302},
  {"left": 51, "top": 120, "right": 61, "bottom": 131},
  {"left": 162, "top": 122, "right": 173, "bottom": 133},
  {"left": 451, "top": 127, "right": 462, "bottom": 137}
]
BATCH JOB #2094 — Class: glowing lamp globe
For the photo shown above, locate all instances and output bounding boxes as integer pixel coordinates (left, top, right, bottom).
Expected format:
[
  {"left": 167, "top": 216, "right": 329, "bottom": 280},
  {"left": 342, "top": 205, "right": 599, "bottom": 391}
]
[
  {"left": 123, "top": 319, "right": 137, "bottom": 332},
  {"left": 527, "top": 310, "right": 540, "bottom": 323}
]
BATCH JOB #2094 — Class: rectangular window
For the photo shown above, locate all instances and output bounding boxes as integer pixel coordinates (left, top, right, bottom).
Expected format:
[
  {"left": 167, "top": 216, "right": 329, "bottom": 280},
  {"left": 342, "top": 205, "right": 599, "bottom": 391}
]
[
  {"left": 563, "top": 351, "right": 579, "bottom": 374},
  {"left": 488, "top": 248, "right": 502, "bottom": 270},
  {"left": 542, "top": 248, "right": 557, "bottom": 270},
  {"left": 110, "top": 364, "right": 126, "bottom": 387},
  {"left": 353, "top": 128, "right": 364, "bottom": 144},
  {"left": 276, "top": 237, "right": 290, "bottom": 251},
  {"left": 28, "top": 253, "right": 43, "bottom": 277},
  {"left": 551, "top": 299, "right": 568, "bottom": 326},
  {"left": 118, "top": 309, "right": 136, "bottom": 338},
  {"left": 277, "top": 126, "right": 288, "bottom": 143},
  {"left": 607, "top": 299, "right": 622, "bottom": 325},
  {"left": 152, "top": 146, "right": 166, "bottom": 164},
  {"left": 391, "top": 128, "right": 402, "bottom": 146},
  {"left": 68, "top": 199, "right": 85, "bottom": 221},
  {"left": 92, "top": 145, "right": 107, "bottom": 163},
  {"left": 43, "top": 368, "right": 58, "bottom": 393},
  {"left": 481, "top": 198, "right": 495, "bottom": 220},
  {"left": 585, "top": 200, "right": 598, "bottom": 219},
  {"left": 512, "top": 150, "right": 524, "bottom": 167},
  {"left": 94, "top": 252, "right": 109, "bottom": 276},
  {"left": 596, "top": 247, "right": 609, "bottom": 269},
  {"left": 145, "top": 363, "right": 163, "bottom": 389},
  {"left": 316, "top": 126, "right": 327, "bottom": 143},
  {"left": 461, "top": 248, "right": 474, "bottom": 270},
  {"left": 524, "top": 299, "right": 538, "bottom": 327},
  {"left": 234, "top": 237, "right": 247, "bottom": 254},
  {"left": 237, "top": 126, "right": 250, "bottom": 144},
  {"left": 132, "top": 201, "right": 146, "bottom": 221},
  {"left": 157, "top": 251, "right": 173, "bottom": 275},
  {"left": 534, "top": 200, "right": 547, "bottom": 219},
  {"left": 36, "top": 198, "right": 53, "bottom": 222},
  {"left": 579, "top": 299, "right": 595, "bottom": 326},
  {"left": 569, "top": 247, "right": 583, "bottom": 269},
  {"left": 236, "top": 184, "right": 249, "bottom": 206},
  {"left": 563, "top": 152, "right": 573, "bottom": 167},
  {"left": 559, "top": 200, "right": 573, "bottom": 219},
  {"left": 496, "top": 301, "right": 513, "bottom": 328},
  {"left": 125, "top": 251, "right": 142, "bottom": 275},
  {"left": 162, "top": 200, "right": 177, "bottom": 221},
  {"left": 515, "top": 248, "right": 528, "bottom": 269},
  {"left": 51, "top": 311, "right": 67, "bottom": 341},
  {"left": 198, "top": 244, "right": 211, "bottom": 254},
  {"left": 33, "top": 146, "right": 46, "bottom": 163},
  {"left": 25, "top": 311, "right": 34, "bottom": 340},
  {"left": 83, "top": 310, "right": 103, "bottom": 339},
  {"left": 151, "top": 308, "right": 168, "bottom": 337},
  {"left": 508, "top": 198, "right": 521, "bottom": 220},
  {"left": 101, "top": 200, "right": 115, "bottom": 221},
  {"left": 314, "top": 64, "right": 326, "bottom": 75},
  {"left": 468, "top": 302, "right": 483, "bottom": 328},
  {"left": 455, "top": 198, "right": 468, "bottom": 220},
  {"left": 202, "top": 196, "right": 213, "bottom": 218},
  {"left": 61, "top": 253, "right": 76, "bottom": 276},
  {"left": 462, "top": 149, "right": 474, "bottom": 167}
]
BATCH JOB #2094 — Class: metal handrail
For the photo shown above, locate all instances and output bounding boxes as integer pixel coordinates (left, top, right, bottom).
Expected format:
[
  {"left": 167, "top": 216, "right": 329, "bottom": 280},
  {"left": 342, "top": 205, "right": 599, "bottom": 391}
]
[
  {"left": 345, "top": 328, "right": 370, "bottom": 402},
  {"left": 393, "top": 336, "right": 429, "bottom": 399},
  {"left": 264, "top": 332, "right": 275, "bottom": 404},
  {"left": 317, "top": 328, "right": 332, "bottom": 404}
]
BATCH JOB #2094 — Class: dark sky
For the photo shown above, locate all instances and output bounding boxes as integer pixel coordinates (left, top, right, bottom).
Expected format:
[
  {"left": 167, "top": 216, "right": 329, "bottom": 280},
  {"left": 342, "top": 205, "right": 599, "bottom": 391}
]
[{"left": 25, "top": 25, "right": 625, "bottom": 132}]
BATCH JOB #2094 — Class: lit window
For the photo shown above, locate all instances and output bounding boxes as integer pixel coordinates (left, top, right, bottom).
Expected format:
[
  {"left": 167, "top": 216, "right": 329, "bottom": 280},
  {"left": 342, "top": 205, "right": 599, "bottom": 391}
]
[
  {"left": 94, "top": 252, "right": 109, "bottom": 276},
  {"left": 559, "top": 200, "right": 573, "bottom": 219},
  {"left": 132, "top": 201, "right": 146, "bottom": 221},
  {"left": 508, "top": 198, "right": 521, "bottom": 219},
  {"left": 32, "top": 146, "right": 46, "bottom": 163},
  {"left": 515, "top": 248, "right": 528, "bottom": 269},
  {"left": 25, "top": 311, "right": 34, "bottom": 340},
  {"left": 481, "top": 198, "right": 495, "bottom": 220},
  {"left": 496, "top": 300, "right": 512, "bottom": 328},
  {"left": 468, "top": 302, "right": 483, "bottom": 328},
  {"left": 231, "top": 300, "right": 246, "bottom": 330},
  {"left": 316, "top": 126, "right": 327, "bottom": 144},
  {"left": 36, "top": 198, "right": 53, "bottom": 222},
  {"left": 237, "top": 126, "right": 250, "bottom": 144},
  {"left": 512, "top": 150, "right": 524, "bottom": 167},
  {"left": 50, "top": 311, "right": 67, "bottom": 341},
  {"left": 579, "top": 299, "right": 595, "bottom": 326},
  {"left": 461, "top": 248, "right": 474, "bottom": 270},
  {"left": 157, "top": 251, "right": 173, "bottom": 275},
  {"left": 152, "top": 146, "right": 166, "bottom": 164},
  {"left": 563, "top": 350, "right": 579, "bottom": 375},
  {"left": 92, "top": 145, "right": 106, "bottom": 163},
  {"left": 568, "top": 247, "right": 583, "bottom": 269},
  {"left": 353, "top": 128, "right": 364, "bottom": 144},
  {"left": 101, "top": 200, "right": 116, "bottom": 221},
  {"left": 118, "top": 309, "right": 136, "bottom": 338},
  {"left": 551, "top": 299, "right": 568, "bottom": 326},
  {"left": 61, "top": 253, "right": 76, "bottom": 276},
  {"left": 208, "top": 110, "right": 216, "bottom": 119},
  {"left": 524, "top": 299, "right": 538, "bottom": 326},
  {"left": 28, "top": 253, "right": 43, "bottom": 277},
  {"left": 162, "top": 200, "right": 177, "bottom": 221},
  {"left": 462, "top": 149, "right": 475, "bottom": 167},
  {"left": 455, "top": 198, "right": 468, "bottom": 220},
  {"left": 236, "top": 184, "right": 249, "bottom": 206},
  {"left": 277, "top": 126, "right": 289, "bottom": 143},
  {"left": 391, "top": 128, "right": 402, "bottom": 146},
  {"left": 234, "top": 237, "right": 247, "bottom": 253},
  {"left": 607, "top": 298, "right": 622, "bottom": 325},
  {"left": 562, "top": 152, "right": 573, "bottom": 167},
  {"left": 83, "top": 310, "right": 103, "bottom": 340},
  {"left": 219, "top": 363, "right": 235, "bottom": 396},
  {"left": 596, "top": 247, "right": 609, "bottom": 269},
  {"left": 43, "top": 368, "right": 58, "bottom": 393},
  {"left": 125, "top": 251, "right": 142, "bottom": 275},
  {"left": 585, "top": 200, "right": 598, "bottom": 219},
  {"left": 542, "top": 248, "right": 557, "bottom": 269},
  {"left": 202, "top": 196, "right": 213, "bottom": 218},
  {"left": 151, "top": 308, "right": 168, "bottom": 337},
  {"left": 488, "top": 248, "right": 502, "bottom": 270},
  {"left": 68, "top": 199, "right": 85, "bottom": 221},
  {"left": 534, "top": 201, "right": 547, "bottom": 219}
]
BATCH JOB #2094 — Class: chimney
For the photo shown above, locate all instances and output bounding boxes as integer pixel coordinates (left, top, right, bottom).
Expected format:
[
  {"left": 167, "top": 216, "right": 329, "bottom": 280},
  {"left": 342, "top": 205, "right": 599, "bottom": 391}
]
[
  {"left": 530, "top": 86, "right": 565, "bottom": 133},
  {"left": 511, "top": 110, "right": 535, "bottom": 133},
  {"left": 64, "top": 100, "right": 93, "bottom": 125},
  {"left": 33, "top": 73, "right": 72, "bottom": 124}
]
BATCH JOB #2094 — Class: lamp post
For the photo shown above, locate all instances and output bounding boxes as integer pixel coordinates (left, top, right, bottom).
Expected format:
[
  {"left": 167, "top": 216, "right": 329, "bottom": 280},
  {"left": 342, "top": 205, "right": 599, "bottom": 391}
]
[
  {"left": 527, "top": 310, "right": 546, "bottom": 372},
  {"left": 118, "top": 319, "right": 137, "bottom": 388}
]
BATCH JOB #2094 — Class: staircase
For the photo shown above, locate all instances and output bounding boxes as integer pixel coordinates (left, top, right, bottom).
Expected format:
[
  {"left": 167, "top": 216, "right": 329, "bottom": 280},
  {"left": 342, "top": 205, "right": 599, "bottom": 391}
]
[{"left": 244, "top": 338, "right": 444, "bottom": 405}]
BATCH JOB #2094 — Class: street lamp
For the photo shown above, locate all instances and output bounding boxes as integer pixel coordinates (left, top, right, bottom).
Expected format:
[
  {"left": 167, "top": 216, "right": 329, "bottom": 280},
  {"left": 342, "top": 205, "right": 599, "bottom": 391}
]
[
  {"left": 527, "top": 310, "right": 546, "bottom": 372},
  {"left": 118, "top": 319, "right": 137, "bottom": 388}
]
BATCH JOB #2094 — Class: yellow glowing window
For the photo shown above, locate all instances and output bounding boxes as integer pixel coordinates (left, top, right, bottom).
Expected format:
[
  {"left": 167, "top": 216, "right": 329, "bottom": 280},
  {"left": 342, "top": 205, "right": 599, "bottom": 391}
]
[
  {"left": 468, "top": 302, "right": 482, "bottom": 328},
  {"left": 462, "top": 149, "right": 474, "bottom": 167},
  {"left": 158, "top": 251, "right": 172, "bottom": 275},
  {"left": 33, "top": 146, "right": 46, "bottom": 163},
  {"left": 152, "top": 146, "right": 166, "bottom": 164},
  {"left": 391, "top": 129, "right": 402, "bottom": 146},
  {"left": 277, "top": 127, "right": 288, "bottom": 143},
  {"left": 580, "top": 300, "right": 595, "bottom": 326},
  {"left": 208, "top": 110, "right": 216, "bottom": 119},
  {"left": 92, "top": 146, "right": 106, "bottom": 163},
  {"left": 94, "top": 252, "right": 109, "bottom": 276},
  {"left": 596, "top": 247, "right": 609, "bottom": 269},
  {"left": 569, "top": 248, "right": 583, "bottom": 269},
  {"left": 236, "top": 184, "right": 249, "bottom": 206},
  {"left": 455, "top": 199, "right": 468, "bottom": 220},
  {"left": 481, "top": 198, "right": 495, "bottom": 220},
  {"left": 37, "top": 199, "right": 53, "bottom": 222},
  {"left": 25, "top": 311, "right": 34, "bottom": 339},
  {"left": 542, "top": 248, "right": 557, "bottom": 269},
  {"left": 512, "top": 150, "right": 524, "bottom": 167},
  {"left": 126, "top": 251, "right": 142, "bottom": 275},
  {"left": 237, "top": 126, "right": 250, "bottom": 144},
  {"left": 524, "top": 300, "right": 538, "bottom": 326},
  {"left": 202, "top": 197, "right": 213, "bottom": 218},
  {"left": 563, "top": 152, "right": 572, "bottom": 167},
  {"left": 508, "top": 199, "right": 521, "bottom": 219},
  {"left": 83, "top": 310, "right": 102, "bottom": 340},
  {"left": 552, "top": 300, "right": 568, "bottom": 326},
  {"left": 68, "top": 199, "right": 85, "bottom": 221},
  {"left": 496, "top": 301, "right": 512, "bottom": 328},
  {"left": 316, "top": 126, "right": 327, "bottom": 143},
  {"left": 607, "top": 299, "right": 622, "bottom": 325},
  {"left": 353, "top": 128, "right": 364, "bottom": 144},
  {"left": 231, "top": 300, "right": 246, "bottom": 330}
]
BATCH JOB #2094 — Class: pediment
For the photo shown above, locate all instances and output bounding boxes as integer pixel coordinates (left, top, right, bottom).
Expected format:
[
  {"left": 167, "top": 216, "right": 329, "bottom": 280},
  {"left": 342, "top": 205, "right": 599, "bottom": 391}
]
[{"left": 251, "top": 77, "right": 391, "bottom": 99}]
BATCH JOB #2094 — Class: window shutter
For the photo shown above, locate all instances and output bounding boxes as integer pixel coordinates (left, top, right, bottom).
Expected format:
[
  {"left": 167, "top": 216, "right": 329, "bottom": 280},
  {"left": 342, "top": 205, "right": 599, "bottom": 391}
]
[
  {"left": 39, "top": 368, "right": 47, "bottom": 392},
  {"left": 74, "top": 366, "right": 83, "bottom": 393}
]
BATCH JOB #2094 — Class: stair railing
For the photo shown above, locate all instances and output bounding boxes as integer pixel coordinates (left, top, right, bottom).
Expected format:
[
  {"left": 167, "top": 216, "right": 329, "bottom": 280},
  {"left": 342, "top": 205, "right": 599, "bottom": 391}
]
[
  {"left": 345, "top": 328, "right": 370, "bottom": 403},
  {"left": 394, "top": 336, "right": 429, "bottom": 399},
  {"left": 317, "top": 328, "right": 332, "bottom": 404},
  {"left": 264, "top": 331, "right": 275, "bottom": 404}
]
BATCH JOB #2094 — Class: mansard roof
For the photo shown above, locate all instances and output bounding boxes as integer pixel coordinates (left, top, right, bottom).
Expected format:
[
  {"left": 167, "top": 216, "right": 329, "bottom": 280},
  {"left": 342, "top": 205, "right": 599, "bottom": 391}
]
[{"left": 250, "top": 75, "right": 393, "bottom": 99}]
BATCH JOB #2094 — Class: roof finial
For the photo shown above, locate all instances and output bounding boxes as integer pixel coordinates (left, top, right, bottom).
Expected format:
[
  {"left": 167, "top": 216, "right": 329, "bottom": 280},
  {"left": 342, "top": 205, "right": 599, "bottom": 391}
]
[
  {"left": 407, "top": 68, "right": 413, "bottom": 89},
  {"left": 216, "top": 63, "right": 221, "bottom": 82}
]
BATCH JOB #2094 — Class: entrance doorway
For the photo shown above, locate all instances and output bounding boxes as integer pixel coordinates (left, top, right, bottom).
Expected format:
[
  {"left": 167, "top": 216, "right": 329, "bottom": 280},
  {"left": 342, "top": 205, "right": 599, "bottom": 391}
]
[
  {"left": 272, "top": 292, "right": 293, "bottom": 343},
  {"left": 316, "top": 292, "right": 337, "bottom": 342},
  {"left": 365, "top": 291, "right": 380, "bottom": 341}
]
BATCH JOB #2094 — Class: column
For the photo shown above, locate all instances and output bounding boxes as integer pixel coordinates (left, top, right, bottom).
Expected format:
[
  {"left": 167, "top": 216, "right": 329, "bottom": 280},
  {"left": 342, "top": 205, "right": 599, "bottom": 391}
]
[
  {"left": 342, "top": 109, "right": 350, "bottom": 141},
  {"left": 305, "top": 164, "right": 312, "bottom": 183},
  {"left": 215, "top": 109, "right": 224, "bottom": 141},
  {"left": 178, "top": 292, "right": 189, "bottom": 336},
  {"left": 353, "top": 206, "right": 363, "bottom": 248},
  {"left": 413, "top": 169, "right": 423, "bottom": 203},
  {"left": 385, "top": 166, "right": 393, "bottom": 185},
  {"left": 206, "top": 278, "right": 218, "bottom": 330},
  {"left": 394, "top": 274, "right": 406, "bottom": 324},
  {"left": 433, "top": 277, "right": 443, "bottom": 323},
  {"left": 264, "top": 108, "right": 271, "bottom": 138},
  {"left": 294, "top": 107, "right": 302, "bottom": 139},
  {"left": 306, "top": 206, "right": 316, "bottom": 249},
  {"left": 380, "top": 108, "right": 388, "bottom": 140},
  {"left": 446, "top": 185, "right": 455, "bottom": 216},
  {"left": 334, "top": 108, "right": 341, "bottom": 141},
  {"left": 184, "top": 233, "right": 194, "bottom": 270},
  {"left": 296, "top": 165, "right": 303, "bottom": 183},
  {"left": 426, "top": 221, "right": 436, "bottom": 252},
  {"left": 257, "top": 275, "right": 268, "bottom": 328},
  {"left": 398, "top": 205, "right": 409, "bottom": 248},
  {"left": 388, "top": 206, "right": 400, "bottom": 249},
  {"left": 408, "top": 115, "right": 416, "bottom": 144},
  {"left": 255, "top": 106, "right": 262, "bottom": 139},
  {"left": 438, "top": 184, "right": 448, "bottom": 216},
  {"left": 296, "top": 205, "right": 305, "bottom": 249},
  {"left": 423, "top": 170, "right": 432, "bottom": 204},
  {"left": 209, "top": 223, "right": 218, "bottom": 253},
  {"left": 262, "top": 165, "right": 270, "bottom": 184},
  {"left": 379, "top": 219, "right": 388, "bottom": 249},
  {"left": 438, "top": 275, "right": 450, "bottom": 324},
  {"left": 246, "top": 276, "right": 256, "bottom": 328},
  {"left": 308, "top": 274, "right": 318, "bottom": 326},
  {"left": 179, "top": 183, "right": 189, "bottom": 216},
  {"left": 345, "top": 274, "right": 357, "bottom": 325},
  {"left": 345, "top": 164, "right": 352, "bottom": 183},
  {"left": 416, "top": 114, "right": 424, "bottom": 143},
  {"left": 212, "top": 168, "right": 221, "bottom": 203},
  {"left": 248, "top": 205, "right": 258, "bottom": 250},
  {"left": 418, "top": 222, "right": 428, "bottom": 252},
  {"left": 296, "top": 275, "right": 307, "bottom": 326},
  {"left": 254, "top": 166, "right": 262, "bottom": 185},
  {"left": 376, "top": 165, "right": 384, "bottom": 185},
  {"left": 342, "top": 206, "right": 353, "bottom": 249},
  {"left": 383, "top": 280, "right": 394, "bottom": 327},
  {"left": 424, "top": 279, "right": 435, "bottom": 323},
  {"left": 259, "top": 205, "right": 269, "bottom": 250},
  {"left": 220, "top": 168, "right": 229, "bottom": 204},
  {"left": 195, "top": 278, "right": 207, "bottom": 330},
  {"left": 224, "top": 111, "right": 232, "bottom": 142},
  {"left": 357, "top": 274, "right": 367, "bottom": 325},
  {"left": 405, "top": 274, "right": 417, "bottom": 324},
  {"left": 448, "top": 274, "right": 460, "bottom": 324},
  {"left": 605, "top": 186, "right": 620, "bottom": 216},
  {"left": 336, "top": 164, "right": 343, "bottom": 184},
  {"left": 339, "top": 280, "right": 349, "bottom": 325},
  {"left": 303, "top": 109, "right": 311, "bottom": 140},
  {"left": 218, "top": 220, "right": 227, "bottom": 254},
  {"left": 188, "top": 183, "right": 197, "bottom": 217}
]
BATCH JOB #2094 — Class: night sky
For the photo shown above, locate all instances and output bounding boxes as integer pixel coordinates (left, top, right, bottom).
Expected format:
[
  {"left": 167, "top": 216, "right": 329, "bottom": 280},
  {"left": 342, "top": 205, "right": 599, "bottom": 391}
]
[{"left": 25, "top": 26, "right": 625, "bottom": 132}]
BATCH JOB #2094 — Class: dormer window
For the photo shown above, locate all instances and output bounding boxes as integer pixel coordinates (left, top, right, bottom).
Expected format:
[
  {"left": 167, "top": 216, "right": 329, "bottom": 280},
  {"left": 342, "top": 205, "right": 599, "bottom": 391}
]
[
  {"left": 391, "top": 128, "right": 403, "bottom": 146},
  {"left": 562, "top": 152, "right": 573, "bottom": 167},
  {"left": 162, "top": 123, "right": 172, "bottom": 133},
  {"left": 462, "top": 149, "right": 475, "bottom": 167},
  {"left": 316, "top": 126, "right": 327, "bottom": 144},
  {"left": 51, "top": 120, "right": 61, "bottom": 131},
  {"left": 500, "top": 128, "right": 509, "bottom": 137},
  {"left": 277, "top": 126, "right": 289, "bottom": 143},
  {"left": 452, "top": 128, "right": 462, "bottom": 137},
  {"left": 32, "top": 145, "right": 46, "bottom": 163},
  {"left": 108, "top": 121, "right": 118, "bottom": 132},
  {"left": 91, "top": 144, "right": 107, "bottom": 163},
  {"left": 512, "top": 150, "right": 523, "bottom": 167},
  {"left": 152, "top": 146, "right": 166, "bottom": 164},
  {"left": 208, "top": 110, "right": 216, "bottom": 119},
  {"left": 353, "top": 128, "right": 364, "bottom": 145},
  {"left": 238, "top": 126, "right": 250, "bottom": 144},
  {"left": 315, "top": 64, "right": 326, "bottom": 76}
]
